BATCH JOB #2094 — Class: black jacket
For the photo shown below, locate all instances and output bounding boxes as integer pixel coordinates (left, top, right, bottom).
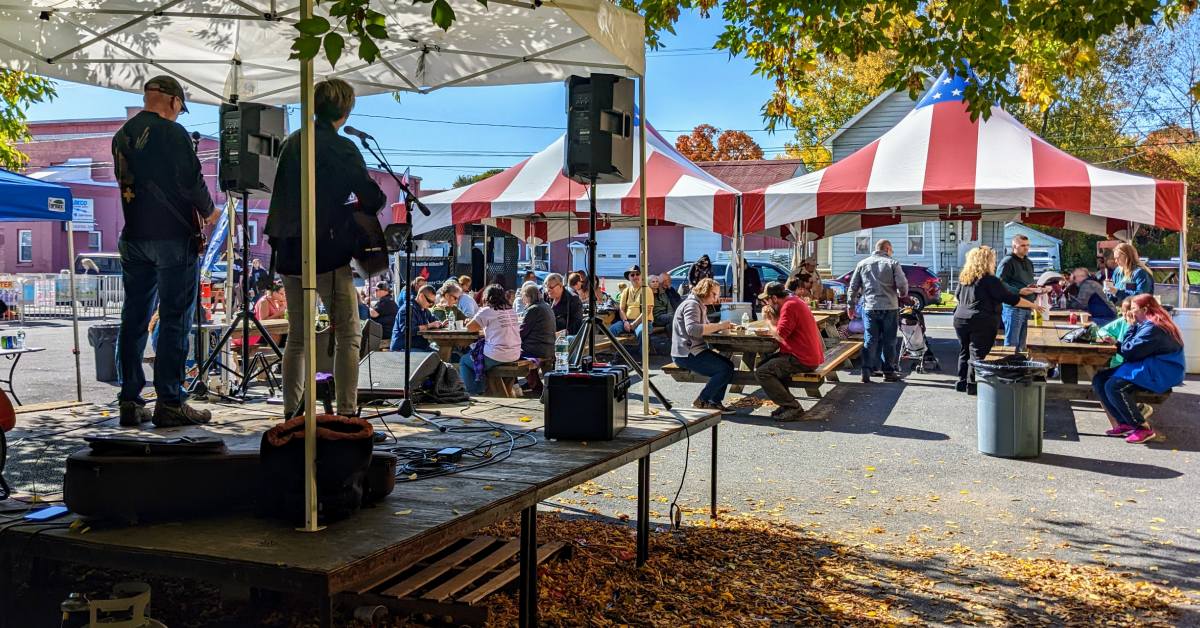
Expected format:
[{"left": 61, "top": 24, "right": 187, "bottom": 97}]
[
  {"left": 551, "top": 289, "right": 583, "bottom": 335},
  {"left": 265, "top": 120, "right": 386, "bottom": 275},
  {"left": 954, "top": 274, "right": 1020, "bottom": 323},
  {"left": 521, "top": 302, "right": 557, "bottom": 360},
  {"left": 112, "top": 111, "right": 215, "bottom": 242},
  {"left": 374, "top": 295, "right": 398, "bottom": 340}
]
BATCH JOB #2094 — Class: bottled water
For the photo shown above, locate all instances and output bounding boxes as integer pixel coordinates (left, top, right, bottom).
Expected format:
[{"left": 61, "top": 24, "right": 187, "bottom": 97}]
[
  {"left": 447, "top": 309, "right": 457, "bottom": 330},
  {"left": 740, "top": 312, "right": 751, "bottom": 327},
  {"left": 15, "top": 328, "right": 25, "bottom": 350},
  {"left": 555, "top": 335, "right": 570, "bottom": 372}
]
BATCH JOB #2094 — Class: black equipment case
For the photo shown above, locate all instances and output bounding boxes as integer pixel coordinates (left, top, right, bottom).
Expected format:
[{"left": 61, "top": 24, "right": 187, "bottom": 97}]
[
  {"left": 543, "top": 365, "right": 630, "bottom": 440},
  {"left": 63, "top": 437, "right": 397, "bottom": 524}
]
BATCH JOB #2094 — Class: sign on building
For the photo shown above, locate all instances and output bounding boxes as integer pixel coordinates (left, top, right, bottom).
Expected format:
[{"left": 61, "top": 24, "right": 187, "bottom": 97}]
[{"left": 71, "top": 198, "right": 94, "bottom": 231}]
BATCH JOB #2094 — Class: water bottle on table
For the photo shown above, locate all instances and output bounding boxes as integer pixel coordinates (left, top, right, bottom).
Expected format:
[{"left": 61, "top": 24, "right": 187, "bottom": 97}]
[{"left": 555, "top": 335, "right": 569, "bottom": 372}]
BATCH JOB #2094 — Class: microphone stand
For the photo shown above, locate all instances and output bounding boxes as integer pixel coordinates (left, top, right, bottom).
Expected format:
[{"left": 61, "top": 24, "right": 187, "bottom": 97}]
[{"left": 352, "top": 132, "right": 443, "bottom": 431}]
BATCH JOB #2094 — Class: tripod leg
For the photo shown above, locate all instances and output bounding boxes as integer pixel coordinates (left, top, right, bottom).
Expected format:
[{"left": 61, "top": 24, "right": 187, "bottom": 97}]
[
  {"left": 594, "top": 320, "right": 672, "bottom": 410},
  {"left": 189, "top": 320, "right": 239, "bottom": 394}
]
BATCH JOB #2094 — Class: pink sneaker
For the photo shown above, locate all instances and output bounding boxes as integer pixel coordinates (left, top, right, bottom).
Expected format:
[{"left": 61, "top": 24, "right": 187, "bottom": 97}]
[
  {"left": 1105, "top": 424, "right": 1135, "bottom": 437},
  {"left": 1125, "top": 428, "right": 1156, "bottom": 444}
]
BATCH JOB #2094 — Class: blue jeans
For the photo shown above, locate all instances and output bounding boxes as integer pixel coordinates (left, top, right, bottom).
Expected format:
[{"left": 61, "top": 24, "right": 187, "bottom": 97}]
[
  {"left": 863, "top": 309, "right": 898, "bottom": 373},
  {"left": 675, "top": 349, "right": 735, "bottom": 403},
  {"left": 1002, "top": 304, "right": 1030, "bottom": 351},
  {"left": 1092, "top": 367, "right": 1147, "bottom": 427},
  {"left": 609, "top": 320, "right": 644, "bottom": 341},
  {"left": 459, "top": 354, "right": 505, "bottom": 395},
  {"left": 117, "top": 238, "right": 198, "bottom": 406}
]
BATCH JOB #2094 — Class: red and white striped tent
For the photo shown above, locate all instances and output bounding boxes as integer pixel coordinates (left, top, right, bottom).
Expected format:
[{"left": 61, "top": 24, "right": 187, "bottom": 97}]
[
  {"left": 743, "top": 70, "right": 1188, "bottom": 243},
  {"left": 407, "top": 122, "right": 738, "bottom": 243}
]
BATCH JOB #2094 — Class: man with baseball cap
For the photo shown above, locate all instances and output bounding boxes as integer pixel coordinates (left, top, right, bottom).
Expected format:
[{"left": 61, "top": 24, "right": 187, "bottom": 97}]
[
  {"left": 755, "top": 282, "right": 824, "bottom": 421},
  {"left": 111, "top": 75, "right": 217, "bottom": 428}
]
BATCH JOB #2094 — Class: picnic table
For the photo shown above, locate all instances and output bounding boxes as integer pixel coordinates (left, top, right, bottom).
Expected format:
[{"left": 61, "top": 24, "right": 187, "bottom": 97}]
[
  {"left": 992, "top": 323, "right": 1116, "bottom": 384},
  {"left": 0, "top": 346, "right": 44, "bottom": 405},
  {"left": 1045, "top": 310, "right": 1091, "bottom": 325},
  {"left": 419, "top": 328, "right": 481, "bottom": 362}
]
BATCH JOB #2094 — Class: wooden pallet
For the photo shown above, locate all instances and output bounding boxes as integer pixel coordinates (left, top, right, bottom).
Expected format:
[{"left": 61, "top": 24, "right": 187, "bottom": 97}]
[{"left": 339, "top": 535, "right": 570, "bottom": 625}]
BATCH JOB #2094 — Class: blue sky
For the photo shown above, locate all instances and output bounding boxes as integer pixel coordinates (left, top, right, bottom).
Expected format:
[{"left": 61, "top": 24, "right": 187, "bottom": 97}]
[{"left": 25, "top": 11, "right": 781, "bottom": 189}]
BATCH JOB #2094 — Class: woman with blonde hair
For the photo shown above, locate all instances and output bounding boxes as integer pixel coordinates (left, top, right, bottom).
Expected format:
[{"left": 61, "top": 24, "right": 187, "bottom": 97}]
[
  {"left": 671, "top": 277, "right": 735, "bottom": 412},
  {"left": 952, "top": 246, "right": 1043, "bottom": 394},
  {"left": 1109, "top": 242, "right": 1154, "bottom": 302}
]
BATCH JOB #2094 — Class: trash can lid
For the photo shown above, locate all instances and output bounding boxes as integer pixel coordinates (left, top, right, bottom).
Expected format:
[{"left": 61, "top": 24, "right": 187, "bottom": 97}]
[{"left": 970, "top": 354, "right": 1049, "bottom": 378}]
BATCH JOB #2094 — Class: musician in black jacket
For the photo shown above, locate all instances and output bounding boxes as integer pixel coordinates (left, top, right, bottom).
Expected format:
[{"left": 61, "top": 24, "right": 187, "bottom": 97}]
[
  {"left": 112, "top": 75, "right": 217, "bottom": 428},
  {"left": 265, "top": 78, "right": 385, "bottom": 418}
]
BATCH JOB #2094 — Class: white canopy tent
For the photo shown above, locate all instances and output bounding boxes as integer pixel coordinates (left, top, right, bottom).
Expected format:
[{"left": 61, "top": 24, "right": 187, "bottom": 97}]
[{"left": 0, "top": 0, "right": 649, "bottom": 532}]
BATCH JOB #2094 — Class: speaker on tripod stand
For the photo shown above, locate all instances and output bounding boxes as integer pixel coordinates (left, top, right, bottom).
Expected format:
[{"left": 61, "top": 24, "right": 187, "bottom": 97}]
[
  {"left": 189, "top": 100, "right": 286, "bottom": 401},
  {"left": 546, "top": 74, "right": 671, "bottom": 439}
]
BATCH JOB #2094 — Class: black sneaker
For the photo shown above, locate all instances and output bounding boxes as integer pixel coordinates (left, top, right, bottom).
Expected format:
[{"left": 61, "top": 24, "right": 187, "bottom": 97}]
[
  {"left": 706, "top": 401, "right": 735, "bottom": 415},
  {"left": 860, "top": 370, "right": 872, "bottom": 383},
  {"left": 118, "top": 401, "right": 153, "bottom": 427},
  {"left": 152, "top": 401, "right": 212, "bottom": 427},
  {"left": 883, "top": 371, "right": 902, "bottom": 383},
  {"left": 774, "top": 406, "right": 804, "bottom": 422}
]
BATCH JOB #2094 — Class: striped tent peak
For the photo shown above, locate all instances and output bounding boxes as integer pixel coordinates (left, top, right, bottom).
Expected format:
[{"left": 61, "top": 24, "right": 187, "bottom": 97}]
[
  {"left": 410, "top": 121, "right": 739, "bottom": 239},
  {"left": 744, "top": 68, "right": 1186, "bottom": 236}
]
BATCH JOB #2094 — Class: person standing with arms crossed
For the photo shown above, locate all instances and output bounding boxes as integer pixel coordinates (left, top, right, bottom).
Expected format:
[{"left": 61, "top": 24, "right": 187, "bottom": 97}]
[
  {"left": 848, "top": 239, "right": 908, "bottom": 383},
  {"left": 266, "top": 78, "right": 386, "bottom": 418},
  {"left": 112, "top": 76, "right": 218, "bottom": 427},
  {"left": 997, "top": 234, "right": 1040, "bottom": 351}
]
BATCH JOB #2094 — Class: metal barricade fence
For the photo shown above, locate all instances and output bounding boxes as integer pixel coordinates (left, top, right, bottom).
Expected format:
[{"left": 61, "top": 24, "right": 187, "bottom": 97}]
[{"left": 0, "top": 273, "right": 125, "bottom": 320}]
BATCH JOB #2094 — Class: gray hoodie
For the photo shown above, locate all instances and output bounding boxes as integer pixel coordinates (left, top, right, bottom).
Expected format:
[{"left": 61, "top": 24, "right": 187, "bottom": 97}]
[{"left": 849, "top": 251, "right": 909, "bottom": 311}]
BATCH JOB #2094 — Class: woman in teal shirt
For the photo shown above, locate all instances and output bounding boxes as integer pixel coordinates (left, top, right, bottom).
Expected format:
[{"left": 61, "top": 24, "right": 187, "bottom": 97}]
[{"left": 1109, "top": 243, "right": 1154, "bottom": 303}]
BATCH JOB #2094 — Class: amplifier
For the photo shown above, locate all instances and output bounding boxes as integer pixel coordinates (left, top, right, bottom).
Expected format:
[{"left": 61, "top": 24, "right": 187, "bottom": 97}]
[{"left": 544, "top": 365, "right": 629, "bottom": 440}]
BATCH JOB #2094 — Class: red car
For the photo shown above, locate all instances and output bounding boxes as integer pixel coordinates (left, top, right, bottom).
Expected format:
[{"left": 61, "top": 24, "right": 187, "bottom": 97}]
[{"left": 835, "top": 264, "right": 942, "bottom": 309}]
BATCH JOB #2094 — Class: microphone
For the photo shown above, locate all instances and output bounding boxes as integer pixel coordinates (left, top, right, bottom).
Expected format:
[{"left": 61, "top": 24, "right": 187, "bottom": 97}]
[{"left": 343, "top": 125, "right": 374, "bottom": 143}]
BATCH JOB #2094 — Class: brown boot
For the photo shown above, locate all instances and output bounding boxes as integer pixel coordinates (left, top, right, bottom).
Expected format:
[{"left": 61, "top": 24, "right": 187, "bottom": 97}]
[{"left": 152, "top": 401, "right": 212, "bottom": 427}]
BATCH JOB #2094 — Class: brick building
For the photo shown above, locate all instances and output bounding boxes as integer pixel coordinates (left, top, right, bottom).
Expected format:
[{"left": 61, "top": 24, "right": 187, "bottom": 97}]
[{"left": 1, "top": 108, "right": 416, "bottom": 274}]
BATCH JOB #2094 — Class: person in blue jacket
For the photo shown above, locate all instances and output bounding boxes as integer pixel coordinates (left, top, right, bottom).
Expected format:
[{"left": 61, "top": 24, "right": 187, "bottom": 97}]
[
  {"left": 1093, "top": 294, "right": 1185, "bottom": 443},
  {"left": 1107, "top": 242, "right": 1154, "bottom": 303}
]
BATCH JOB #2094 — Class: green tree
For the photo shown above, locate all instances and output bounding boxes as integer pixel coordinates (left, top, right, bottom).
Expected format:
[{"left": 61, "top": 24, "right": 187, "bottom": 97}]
[
  {"left": 452, "top": 168, "right": 504, "bottom": 188},
  {"left": 0, "top": 69, "right": 56, "bottom": 170}
]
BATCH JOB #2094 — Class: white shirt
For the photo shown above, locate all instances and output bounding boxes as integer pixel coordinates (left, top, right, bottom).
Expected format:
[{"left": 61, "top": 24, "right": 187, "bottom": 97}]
[
  {"left": 458, "top": 292, "right": 478, "bottom": 316},
  {"left": 472, "top": 306, "right": 521, "bottom": 362}
]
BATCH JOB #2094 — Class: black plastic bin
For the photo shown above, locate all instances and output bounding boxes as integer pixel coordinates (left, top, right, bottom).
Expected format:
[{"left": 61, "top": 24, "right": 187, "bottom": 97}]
[
  {"left": 87, "top": 323, "right": 120, "bottom": 383},
  {"left": 970, "top": 356, "right": 1049, "bottom": 458}
]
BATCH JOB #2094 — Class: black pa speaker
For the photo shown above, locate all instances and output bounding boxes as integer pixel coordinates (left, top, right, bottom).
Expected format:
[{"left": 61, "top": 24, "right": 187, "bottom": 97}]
[
  {"left": 563, "top": 74, "right": 634, "bottom": 184},
  {"left": 219, "top": 101, "right": 286, "bottom": 194}
]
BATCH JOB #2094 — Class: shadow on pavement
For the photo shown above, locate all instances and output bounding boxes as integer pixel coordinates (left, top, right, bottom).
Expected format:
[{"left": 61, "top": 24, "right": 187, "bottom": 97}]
[
  {"left": 1019, "top": 451, "right": 1183, "bottom": 479},
  {"left": 727, "top": 382, "right": 950, "bottom": 441}
]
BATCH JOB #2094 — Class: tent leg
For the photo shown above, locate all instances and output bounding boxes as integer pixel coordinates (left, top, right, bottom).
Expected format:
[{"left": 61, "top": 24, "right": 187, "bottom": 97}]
[
  {"left": 66, "top": 221, "right": 82, "bottom": 403},
  {"left": 298, "top": 0, "right": 321, "bottom": 534},
  {"left": 1180, "top": 200, "right": 1190, "bottom": 307},
  {"left": 733, "top": 199, "right": 744, "bottom": 303},
  {"left": 638, "top": 75, "right": 650, "bottom": 415}
]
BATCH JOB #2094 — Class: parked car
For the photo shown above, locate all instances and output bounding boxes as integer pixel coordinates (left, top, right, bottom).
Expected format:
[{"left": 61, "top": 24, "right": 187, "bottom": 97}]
[
  {"left": 667, "top": 260, "right": 789, "bottom": 296},
  {"left": 1144, "top": 259, "right": 1200, "bottom": 309},
  {"left": 835, "top": 264, "right": 942, "bottom": 309},
  {"left": 74, "top": 253, "right": 122, "bottom": 275},
  {"left": 1026, "top": 249, "right": 1059, "bottom": 273}
]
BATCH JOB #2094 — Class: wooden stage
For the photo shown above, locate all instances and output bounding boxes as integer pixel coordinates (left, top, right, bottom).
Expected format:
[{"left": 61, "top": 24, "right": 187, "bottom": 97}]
[{"left": 0, "top": 396, "right": 720, "bottom": 628}]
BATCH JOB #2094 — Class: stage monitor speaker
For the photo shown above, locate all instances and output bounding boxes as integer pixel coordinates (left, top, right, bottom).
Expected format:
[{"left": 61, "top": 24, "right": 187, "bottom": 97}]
[
  {"left": 562, "top": 73, "right": 634, "bottom": 184},
  {"left": 219, "top": 101, "right": 286, "bottom": 194}
]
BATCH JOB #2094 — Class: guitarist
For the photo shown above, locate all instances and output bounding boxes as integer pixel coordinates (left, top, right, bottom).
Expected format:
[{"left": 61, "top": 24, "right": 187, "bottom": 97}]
[
  {"left": 112, "top": 75, "right": 218, "bottom": 428},
  {"left": 266, "top": 78, "right": 385, "bottom": 418}
]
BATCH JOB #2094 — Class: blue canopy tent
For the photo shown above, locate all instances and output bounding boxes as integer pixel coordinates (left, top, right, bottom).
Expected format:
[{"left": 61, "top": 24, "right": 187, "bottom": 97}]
[{"left": 0, "top": 168, "right": 82, "bottom": 402}]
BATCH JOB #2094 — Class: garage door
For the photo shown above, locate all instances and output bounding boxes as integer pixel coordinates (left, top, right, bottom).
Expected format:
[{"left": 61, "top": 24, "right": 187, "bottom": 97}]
[
  {"left": 595, "top": 228, "right": 641, "bottom": 278},
  {"left": 684, "top": 228, "right": 723, "bottom": 263}
]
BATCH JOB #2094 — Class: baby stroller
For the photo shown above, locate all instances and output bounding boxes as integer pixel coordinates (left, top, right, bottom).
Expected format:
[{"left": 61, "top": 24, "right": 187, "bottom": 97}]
[{"left": 896, "top": 297, "right": 939, "bottom": 374}]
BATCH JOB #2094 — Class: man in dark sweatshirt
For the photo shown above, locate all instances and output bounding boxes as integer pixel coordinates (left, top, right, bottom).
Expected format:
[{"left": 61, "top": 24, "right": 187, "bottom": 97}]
[{"left": 997, "top": 234, "right": 1039, "bottom": 351}]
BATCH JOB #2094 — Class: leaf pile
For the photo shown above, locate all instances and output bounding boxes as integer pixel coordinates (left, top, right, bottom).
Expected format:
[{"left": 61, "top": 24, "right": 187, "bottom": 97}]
[{"left": 480, "top": 513, "right": 1192, "bottom": 627}]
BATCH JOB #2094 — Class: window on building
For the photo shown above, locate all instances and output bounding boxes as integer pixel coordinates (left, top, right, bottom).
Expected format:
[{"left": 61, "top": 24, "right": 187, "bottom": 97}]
[
  {"left": 248, "top": 220, "right": 259, "bottom": 246},
  {"left": 88, "top": 231, "right": 102, "bottom": 250},
  {"left": 17, "top": 230, "right": 32, "bottom": 263},
  {"left": 908, "top": 223, "right": 924, "bottom": 256},
  {"left": 234, "top": 220, "right": 259, "bottom": 248},
  {"left": 854, "top": 230, "right": 872, "bottom": 256}
]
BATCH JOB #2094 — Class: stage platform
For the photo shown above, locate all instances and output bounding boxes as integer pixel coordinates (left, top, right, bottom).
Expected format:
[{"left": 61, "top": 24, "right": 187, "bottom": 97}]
[{"left": 0, "top": 395, "right": 720, "bottom": 628}]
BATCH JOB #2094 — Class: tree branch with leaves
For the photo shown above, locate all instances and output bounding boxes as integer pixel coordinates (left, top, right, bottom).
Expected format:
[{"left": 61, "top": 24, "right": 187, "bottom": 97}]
[{"left": 0, "top": 70, "right": 56, "bottom": 171}]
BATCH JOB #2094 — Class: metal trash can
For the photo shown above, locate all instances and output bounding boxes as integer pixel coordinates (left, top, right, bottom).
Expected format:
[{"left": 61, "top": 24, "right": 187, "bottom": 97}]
[
  {"left": 87, "top": 323, "right": 121, "bottom": 383},
  {"left": 971, "top": 356, "right": 1049, "bottom": 458}
]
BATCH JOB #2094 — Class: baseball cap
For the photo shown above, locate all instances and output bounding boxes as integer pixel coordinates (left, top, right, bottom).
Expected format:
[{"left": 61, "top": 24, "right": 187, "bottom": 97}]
[
  {"left": 375, "top": 282, "right": 391, "bottom": 292},
  {"left": 144, "top": 75, "right": 189, "bottom": 113},
  {"left": 757, "top": 281, "right": 790, "bottom": 301}
]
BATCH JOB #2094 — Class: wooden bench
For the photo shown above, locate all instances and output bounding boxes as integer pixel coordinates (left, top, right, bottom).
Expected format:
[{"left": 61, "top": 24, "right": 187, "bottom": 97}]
[
  {"left": 663, "top": 340, "right": 863, "bottom": 399},
  {"left": 483, "top": 359, "right": 533, "bottom": 398}
]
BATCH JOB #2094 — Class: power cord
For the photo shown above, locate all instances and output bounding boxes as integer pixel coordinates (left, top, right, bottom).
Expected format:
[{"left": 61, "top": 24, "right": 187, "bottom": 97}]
[{"left": 630, "top": 413, "right": 692, "bottom": 530}]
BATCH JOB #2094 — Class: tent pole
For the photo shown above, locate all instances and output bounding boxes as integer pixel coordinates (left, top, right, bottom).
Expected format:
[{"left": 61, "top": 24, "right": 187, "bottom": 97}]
[
  {"left": 1180, "top": 187, "right": 1190, "bottom": 307},
  {"left": 66, "top": 221, "right": 82, "bottom": 402},
  {"left": 638, "top": 76, "right": 650, "bottom": 415},
  {"left": 298, "top": 0, "right": 321, "bottom": 533},
  {"left": 733, "top": 198, "right": 744, "bottom": 303}
]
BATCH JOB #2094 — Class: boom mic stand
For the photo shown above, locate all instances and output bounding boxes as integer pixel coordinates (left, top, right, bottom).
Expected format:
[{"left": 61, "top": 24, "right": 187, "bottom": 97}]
[
  {"left": 568, "top": 180, "right": 671, "bottom": 410},
  {"left": 189, "top": 190, "right": 282, "bottom": 400},
  {"left": 352, "top": 131, "right": 443, "bottom": 430}
]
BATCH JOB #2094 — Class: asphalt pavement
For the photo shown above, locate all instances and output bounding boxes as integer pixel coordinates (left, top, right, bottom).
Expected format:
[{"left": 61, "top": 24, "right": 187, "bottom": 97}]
[{"left": 4, "top": 314, "right": 1199, "bottom": 619}]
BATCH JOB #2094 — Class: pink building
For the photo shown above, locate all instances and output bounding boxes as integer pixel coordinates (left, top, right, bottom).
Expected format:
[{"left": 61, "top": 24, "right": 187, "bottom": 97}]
[{"left": 1, "top": 108, "right": 417, "bottom": 274}]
